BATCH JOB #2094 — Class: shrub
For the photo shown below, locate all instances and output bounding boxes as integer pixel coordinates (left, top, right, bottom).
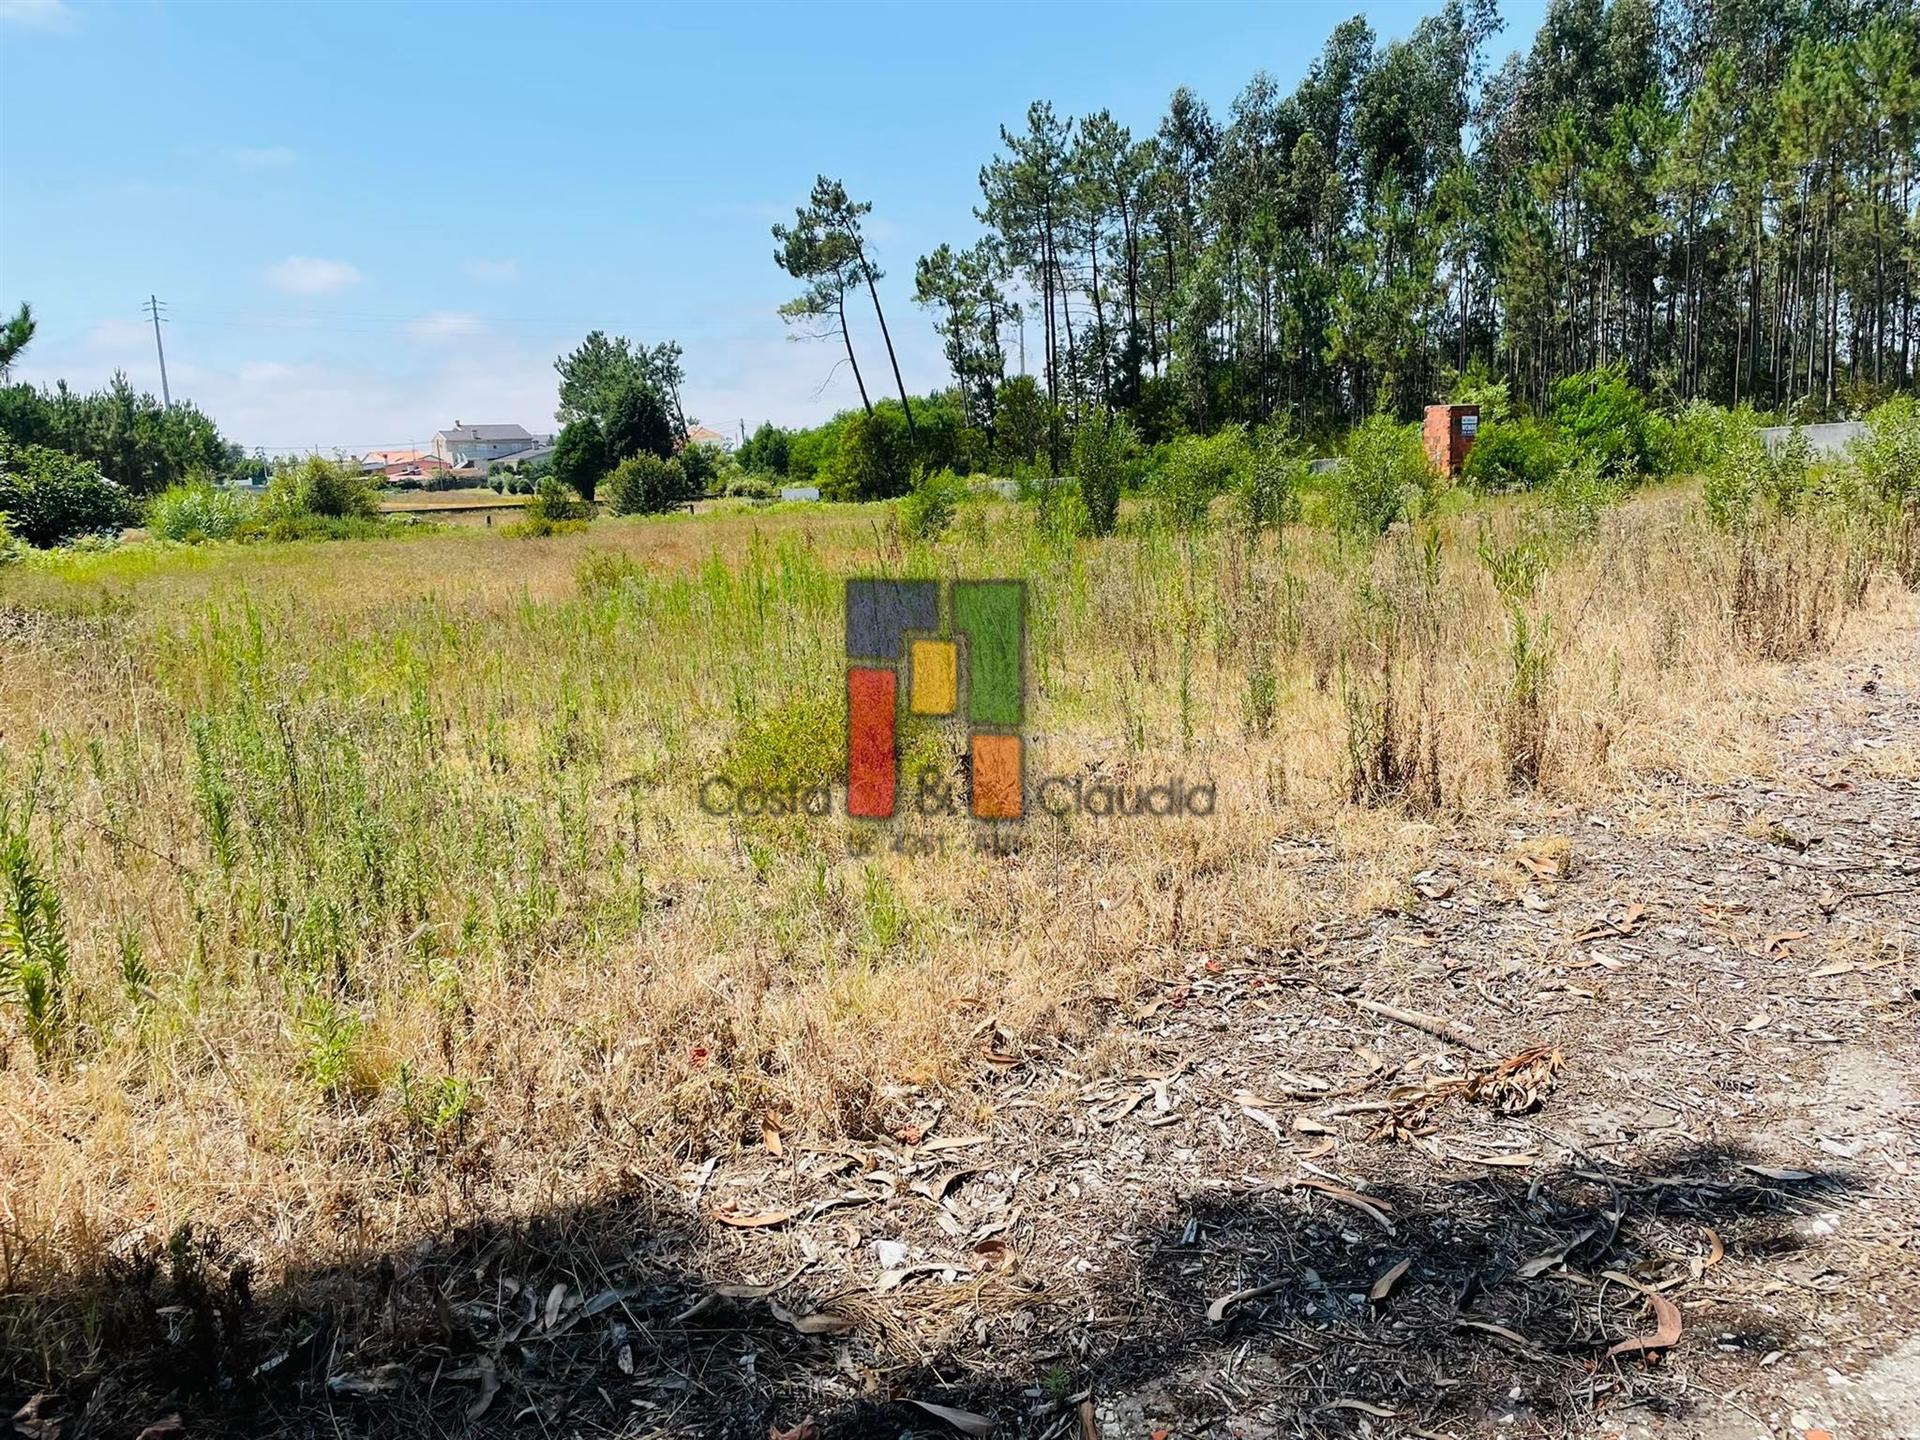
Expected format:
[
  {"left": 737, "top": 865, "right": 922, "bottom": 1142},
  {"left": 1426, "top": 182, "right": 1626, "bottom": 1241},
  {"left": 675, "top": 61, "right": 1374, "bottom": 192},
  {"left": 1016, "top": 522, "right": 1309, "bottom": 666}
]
[
  {"left": 723, "top": 474, "right": 777, "bottom": 500},
  {"left": 263, "top": 456, "right": 380, "bottom": 523},
  {"left": 146, "top": 477, "right": 254, "bottom": 543},
  {"left": 1071, "top": 411, "right": 1139, "bottom": 537},
  {"left": 1542, "top": 455, "right": 1624, "bottom": 541},
  {"left": 1703, "top": 410, "right": 1813, "bottom": 531},
  {"left": 1853, "top": 395, "right": 1920, "bottom": 509},
  {"left": 576, "top": 547, "right": 643, "bottom": 597},
  {"left": 1333, "top": 415, "right": 1430, "bottom": 537},
  {"left": 1548, "top": 363, "right": 1657, "bottom": 479},
  {"left": 527, "top": 475, "right": 596, "bottom": 525},
  {"left": 1150, "top": 424, "right": 1250, "bottom": 531},
  {"left": 0, "top": 795, "right": 74, "bottom": 1068},
  {"left": 1239, "top": 432, "right": 1307, "bottom": 534},
  {"left": 1463, "top": 416, "right": 1563, "bottom": 491},
  {"left": 1667, "top": 400, "right": 1735, "bottom": 477},
  {"left": 0, "top": 512, "right": 16, "bottom": 567},
  {"left": 607, "top": 453, "right": 687, "bottom": 516},
  {"left": 901, "top": 468, "right": 965, "bottom": 541},
  {"left": 0, "top": 438, "right": 132, "bottom": 547}
]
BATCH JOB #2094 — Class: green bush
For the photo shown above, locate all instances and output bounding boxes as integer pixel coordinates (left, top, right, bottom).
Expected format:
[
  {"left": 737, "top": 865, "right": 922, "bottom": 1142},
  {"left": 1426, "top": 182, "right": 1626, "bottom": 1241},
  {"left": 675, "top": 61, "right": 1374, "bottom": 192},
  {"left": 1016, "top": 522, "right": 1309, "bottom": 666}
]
[
  {"left": 901, "top": 468, "right": 965, "bottom": 541},
  {"left": 527, "top": 475, "right": 596, "bottom": 525},
  {"left": 0, "top": 438, "right": 132, "bottom": 547},
  {"left": 1150, "top": 424, "right": 1250, "bottom": 531},
  {"left": 1332, "top": 415, "right": 1430, "bottom": 536},
  {"left": 1548, "top": 364, "right": 1658, "bottom": 479},
  {"left": 1666, "top": 400, "right": 1735, "bottom": 477},
  {"left": 263, "top": 455, "right": 380, "bottom": 522},
  {"left": 1071, "top": 411, "right": 1139, "bottom": 537},
  {"left": 723, "top": 474, "right": 777, "bottom": 500},
  {"left": 259, "top": 513, "right": 393, "bottom": 543},
  {"left": 1239, "top": 432, "right": 1307, "bottom": 533},
  {"left": 146, "top": 477, "right": 254, "bottom": 542},
  {"left": 607, "top": 453, "right": 687, "bottom": 516},
  {"left": 0, "top": 512, "right": 18, "bottom": 567},
  {"left": 1542, "top": 455, "right": 1624, "bottom": 541},
  {"left": 1463, "top": 417, "right": 1563, "bottom": 491},
  {"left": 1702, "top": 409, "right": 1816, "bottom": 531},
  {"left": 1854, "top": 396, "right": 1920, "bottom": 508}
]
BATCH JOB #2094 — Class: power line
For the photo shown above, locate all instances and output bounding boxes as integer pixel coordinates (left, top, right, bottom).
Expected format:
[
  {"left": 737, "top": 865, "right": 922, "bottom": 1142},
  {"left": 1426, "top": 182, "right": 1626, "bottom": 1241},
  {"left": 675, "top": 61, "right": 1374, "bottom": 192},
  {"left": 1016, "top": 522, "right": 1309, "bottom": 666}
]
[{"left": 143, "top": 295, "right": 171, "bottom": 408}]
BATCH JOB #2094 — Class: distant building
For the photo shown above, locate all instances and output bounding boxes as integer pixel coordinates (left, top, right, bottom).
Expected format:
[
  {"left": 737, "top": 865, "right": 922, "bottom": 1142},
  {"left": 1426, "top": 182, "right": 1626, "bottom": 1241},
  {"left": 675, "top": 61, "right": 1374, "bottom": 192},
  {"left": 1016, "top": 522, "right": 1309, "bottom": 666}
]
[
  {"left": 490, "top": 444, "right": 555, "bottom": 473},
  {"left": 382, "top": 455, "right": 452, "bottom": 480},
  {"left": 684, "top": 425, "right": 731, "bottom": 450},
  {"left": 360, "top": 447, "right": 430, "bottom": 472},
  {"left": 432, "top": 422, "right": 535, "bottom": 469}
]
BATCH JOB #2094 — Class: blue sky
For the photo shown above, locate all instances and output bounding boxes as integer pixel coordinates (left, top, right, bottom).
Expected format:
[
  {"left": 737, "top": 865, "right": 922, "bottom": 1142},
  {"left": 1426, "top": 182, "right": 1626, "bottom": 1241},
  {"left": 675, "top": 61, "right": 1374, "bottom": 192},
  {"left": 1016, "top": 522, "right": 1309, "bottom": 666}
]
[{"left": 0, "top": 0, "right": 1543, "bottom": 453}]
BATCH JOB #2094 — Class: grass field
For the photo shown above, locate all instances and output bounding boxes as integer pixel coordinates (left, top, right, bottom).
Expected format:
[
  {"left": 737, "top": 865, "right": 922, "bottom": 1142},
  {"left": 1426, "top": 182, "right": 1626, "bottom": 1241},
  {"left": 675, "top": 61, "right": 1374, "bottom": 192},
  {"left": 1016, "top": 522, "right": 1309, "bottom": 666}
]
[{"left": 2, "top": 481, "right": 1916, "bottom": 1432}]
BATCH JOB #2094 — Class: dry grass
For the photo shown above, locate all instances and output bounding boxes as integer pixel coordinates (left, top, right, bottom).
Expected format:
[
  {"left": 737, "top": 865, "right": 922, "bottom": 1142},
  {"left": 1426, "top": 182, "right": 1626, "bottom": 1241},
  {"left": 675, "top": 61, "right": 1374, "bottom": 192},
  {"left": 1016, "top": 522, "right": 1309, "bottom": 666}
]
[{"left": 0, "top": 482, "right": 1912, "bottom": 1381}]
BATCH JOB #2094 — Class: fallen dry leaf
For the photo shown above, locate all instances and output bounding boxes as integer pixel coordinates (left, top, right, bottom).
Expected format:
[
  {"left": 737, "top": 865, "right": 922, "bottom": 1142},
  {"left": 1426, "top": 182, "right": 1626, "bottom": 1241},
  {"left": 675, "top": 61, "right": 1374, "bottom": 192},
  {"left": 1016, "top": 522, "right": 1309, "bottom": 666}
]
[
  {"left": 905, "top": 1398, "right": 994, "bottom": 1436},
  {"left": 11, "top": 1396, "right": 60, "bottom": 1440},
  {"left": 465, "top": 1358, "right": 500, "bottom": 1422},
  {"left": 769, "top": 1300, "right": 856, "bottom": 1335},
  {"left": 1457, "top": 1150, "right": 1540, "bottom": 1168},
  {"left": 770, "top": 1418, "right": 821, "bottom": 1440},
  {"left": 1516, "top": 1224, "right": 1598, "bottom": 1278},
  {"left": 1743, "top": 1164, "right": 1815, "bottom": 1182},
  {"left": 920, "top": 1133, "right": 991, "bottom": 1153},
  {"left": 1324, "top": 1398, "right": 1397, "bottom": 1418},
  {"left": 714, "top": 1206, "right": 797, "bottom": 1229},
  {"left": 1702, "top": 1225, "right": 1724, "bottom": 1267},
  {"left": 1369, "top": 1256, "right": 1412, "bottom": 1301},
  {"left": 1602, "top": 1271, "right": 1683, "bottom": 1360},
  {"left": 134, "top": 1419, "right": 184, "bottom": 1440},
  {"left": 1458, "top": 1318, "right": 1535, "bottom": 1349},
  {"left": 326, "top": 1364, "right": 408, "bottom": 1396},
  {"left": 1207, "top": 1278, "right": 1287, "bottom": 1323}
]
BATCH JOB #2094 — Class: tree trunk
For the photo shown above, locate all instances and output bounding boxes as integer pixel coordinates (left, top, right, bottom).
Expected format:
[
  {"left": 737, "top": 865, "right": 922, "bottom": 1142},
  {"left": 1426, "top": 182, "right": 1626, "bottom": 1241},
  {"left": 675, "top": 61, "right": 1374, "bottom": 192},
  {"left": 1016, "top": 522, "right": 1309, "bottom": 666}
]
[
  {"left": 857, "top": 253, "right": 916, "bottom": 443},
  {"left": 837, "top": 287, "right": 873, "bottom": 416}
]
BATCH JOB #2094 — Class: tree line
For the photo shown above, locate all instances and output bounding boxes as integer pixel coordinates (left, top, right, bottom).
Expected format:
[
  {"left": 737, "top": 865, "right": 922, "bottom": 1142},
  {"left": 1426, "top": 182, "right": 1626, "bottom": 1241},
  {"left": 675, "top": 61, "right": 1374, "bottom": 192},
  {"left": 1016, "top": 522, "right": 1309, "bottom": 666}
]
[{"left": 773, "top": 0, "right": 1918, "bottom": 477}]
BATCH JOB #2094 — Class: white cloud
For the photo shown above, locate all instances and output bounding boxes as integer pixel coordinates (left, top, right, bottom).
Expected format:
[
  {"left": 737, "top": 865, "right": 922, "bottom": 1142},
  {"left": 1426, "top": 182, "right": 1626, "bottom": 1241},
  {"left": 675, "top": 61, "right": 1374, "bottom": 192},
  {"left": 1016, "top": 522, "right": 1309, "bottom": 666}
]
[
  {"left": 404, "top": 311, "right": 484, "bottom": 341},
  {"left": 463, "top": 258, "right": 519, "bottom": 283},
  {"left": 0, "top": 0, "right": 75, "bottom": 31},
  {"left": 265, "top": 256, "right": 364, "bottom": 295}
]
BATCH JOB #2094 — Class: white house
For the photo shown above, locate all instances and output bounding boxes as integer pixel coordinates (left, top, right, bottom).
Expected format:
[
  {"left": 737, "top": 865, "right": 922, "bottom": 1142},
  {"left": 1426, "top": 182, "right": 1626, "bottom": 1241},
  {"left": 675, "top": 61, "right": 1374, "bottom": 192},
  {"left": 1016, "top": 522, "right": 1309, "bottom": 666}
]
[{"left": 432, "top": 422, "right": 536, "bottom": 469}]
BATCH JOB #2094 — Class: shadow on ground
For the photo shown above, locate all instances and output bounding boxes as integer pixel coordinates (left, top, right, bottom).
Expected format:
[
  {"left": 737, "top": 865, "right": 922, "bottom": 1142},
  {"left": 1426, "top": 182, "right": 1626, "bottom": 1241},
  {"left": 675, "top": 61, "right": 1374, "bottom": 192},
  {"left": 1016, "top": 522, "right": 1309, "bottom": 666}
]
[{"left": 3, "top": 1143, "right": 1849, "bottom": 1438}]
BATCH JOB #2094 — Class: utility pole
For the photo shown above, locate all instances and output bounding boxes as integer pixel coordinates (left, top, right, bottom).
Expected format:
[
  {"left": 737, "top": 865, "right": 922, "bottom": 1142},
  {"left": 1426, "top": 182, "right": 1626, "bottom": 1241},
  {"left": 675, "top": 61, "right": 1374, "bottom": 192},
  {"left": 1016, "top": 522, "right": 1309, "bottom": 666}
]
[{"left": 143, "top": 295, "right": 172, "bottom": 408}]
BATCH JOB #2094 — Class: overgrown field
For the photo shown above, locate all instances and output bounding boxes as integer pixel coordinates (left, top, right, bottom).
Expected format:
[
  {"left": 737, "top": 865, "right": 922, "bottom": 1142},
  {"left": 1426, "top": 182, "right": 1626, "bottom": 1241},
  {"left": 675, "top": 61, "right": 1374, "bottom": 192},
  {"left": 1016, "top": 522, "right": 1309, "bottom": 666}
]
[{"left": 1, "top": 469, "right": 1916, "bottom": 1396}]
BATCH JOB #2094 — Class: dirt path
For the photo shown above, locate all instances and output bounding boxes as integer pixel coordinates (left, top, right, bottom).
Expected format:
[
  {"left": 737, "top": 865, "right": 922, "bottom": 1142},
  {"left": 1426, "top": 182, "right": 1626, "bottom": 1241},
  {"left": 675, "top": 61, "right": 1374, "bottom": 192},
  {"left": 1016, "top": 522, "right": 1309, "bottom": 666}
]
[{"left": 19, "top": 660, "right": 1917, "bottom": 1440}]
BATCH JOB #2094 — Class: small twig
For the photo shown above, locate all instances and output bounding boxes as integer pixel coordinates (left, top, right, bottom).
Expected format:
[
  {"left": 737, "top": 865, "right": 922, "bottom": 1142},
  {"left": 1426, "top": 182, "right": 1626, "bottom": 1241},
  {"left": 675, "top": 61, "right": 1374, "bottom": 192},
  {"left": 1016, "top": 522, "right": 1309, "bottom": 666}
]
[{"left": 1344, "top": 995, "right": 1494, "bottom": 1055}]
